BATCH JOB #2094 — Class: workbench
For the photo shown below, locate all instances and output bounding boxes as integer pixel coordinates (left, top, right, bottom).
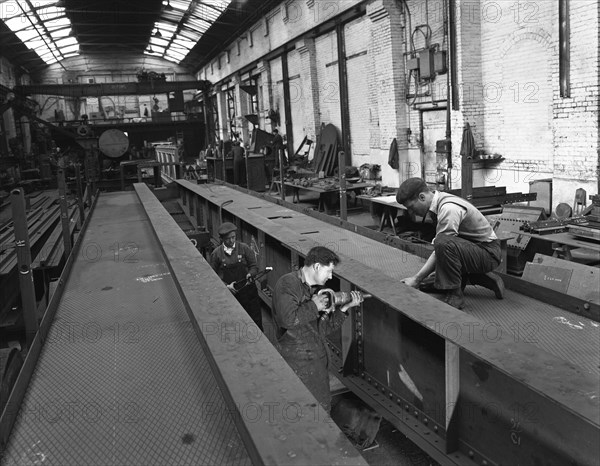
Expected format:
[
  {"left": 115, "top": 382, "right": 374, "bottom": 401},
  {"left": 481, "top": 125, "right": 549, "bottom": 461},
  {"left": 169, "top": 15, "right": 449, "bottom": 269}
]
[
  {"left": 273, "top": 180, "right": 370, "bottom": 214},
  {"left": 205, "top": 156, "right": 233, "bottom": 183},
  {"left": 356, "top": 194, "right": 407, "bottom": 235},
  {"left": 119, "top": 160, "right": 162, "bottom": 190}
]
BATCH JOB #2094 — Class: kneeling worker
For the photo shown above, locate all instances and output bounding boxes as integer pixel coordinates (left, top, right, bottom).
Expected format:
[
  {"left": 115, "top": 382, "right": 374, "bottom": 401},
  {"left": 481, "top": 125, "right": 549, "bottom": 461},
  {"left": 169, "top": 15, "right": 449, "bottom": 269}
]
[
  {"left": 210, "top": 222, "right": 263, "bottom": 330},
  {"left": 396, "top": 177, "right": 504, "bottom": 309},
  {"left": 272, "top": 246, "right": 363, "bottom": 413}
]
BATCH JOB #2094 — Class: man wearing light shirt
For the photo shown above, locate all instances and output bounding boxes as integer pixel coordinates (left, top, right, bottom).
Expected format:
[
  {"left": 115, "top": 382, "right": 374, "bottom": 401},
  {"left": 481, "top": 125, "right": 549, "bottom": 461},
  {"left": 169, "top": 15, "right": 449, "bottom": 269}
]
[{"left": 397, "top": 177, "right": 504, "bottom": 309}]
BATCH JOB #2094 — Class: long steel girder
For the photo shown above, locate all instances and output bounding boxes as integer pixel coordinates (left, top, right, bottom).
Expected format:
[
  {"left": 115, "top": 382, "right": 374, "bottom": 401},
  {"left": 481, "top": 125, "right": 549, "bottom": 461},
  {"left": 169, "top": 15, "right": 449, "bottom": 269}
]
[
  {"left": 15, "top": 81, "right": 210, "bottom": 97},
  {"left": 175, "top": 180, "right": 600, "bottom": 466}
]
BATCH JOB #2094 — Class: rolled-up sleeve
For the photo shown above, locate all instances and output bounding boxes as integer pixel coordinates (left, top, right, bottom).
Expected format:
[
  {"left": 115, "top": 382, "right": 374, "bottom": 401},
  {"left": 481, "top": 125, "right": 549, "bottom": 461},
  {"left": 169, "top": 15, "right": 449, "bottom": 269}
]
[{"left": 272, "top": 275, "right": 318, "bottom": 329}]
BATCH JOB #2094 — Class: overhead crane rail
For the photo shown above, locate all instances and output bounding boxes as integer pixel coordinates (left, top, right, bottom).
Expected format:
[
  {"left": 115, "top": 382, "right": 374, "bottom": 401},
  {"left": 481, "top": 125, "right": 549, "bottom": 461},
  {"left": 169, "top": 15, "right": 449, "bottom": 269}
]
[{"left": 174, "top": 180, "right": 600, "bottom": 466}]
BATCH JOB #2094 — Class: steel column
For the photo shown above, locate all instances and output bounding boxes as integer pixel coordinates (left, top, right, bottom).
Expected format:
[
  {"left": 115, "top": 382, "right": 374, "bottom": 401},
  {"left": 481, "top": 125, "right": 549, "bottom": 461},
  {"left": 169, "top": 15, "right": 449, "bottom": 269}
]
[{"left": 10, "top": 188, "right": 38, "bottom": 347}]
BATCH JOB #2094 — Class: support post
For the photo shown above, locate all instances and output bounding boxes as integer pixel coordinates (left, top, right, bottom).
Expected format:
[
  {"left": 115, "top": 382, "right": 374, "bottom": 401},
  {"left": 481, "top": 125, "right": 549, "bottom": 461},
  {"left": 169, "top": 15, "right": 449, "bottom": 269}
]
[
  {"left": 11, "top": 188, "right": 39, "bottom": 347},
  {"left": 57, "top": 168, "right": 72, "bottom": 257},
  {"left": 445, "top": 341, "right": 460, "bottom": 453},
  {"left": 338, "top": 151, "right": 347, "bottom": 220},
  {"left": 75, "top": 162, "right": 85, "bottom": 227}
]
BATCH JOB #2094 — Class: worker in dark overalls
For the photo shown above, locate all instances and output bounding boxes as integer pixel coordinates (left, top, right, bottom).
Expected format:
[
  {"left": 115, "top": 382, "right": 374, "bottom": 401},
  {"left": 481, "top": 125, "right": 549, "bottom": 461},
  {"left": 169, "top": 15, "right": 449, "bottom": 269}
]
[
  {"left": 271, "top": 246, "right": 362, "bottom": 413},
  {"left": 230, "top": 140, "right": 246, "bottom": 187},
  {"left": 209, "top": 222, "right": 262, "bottom": 330}
]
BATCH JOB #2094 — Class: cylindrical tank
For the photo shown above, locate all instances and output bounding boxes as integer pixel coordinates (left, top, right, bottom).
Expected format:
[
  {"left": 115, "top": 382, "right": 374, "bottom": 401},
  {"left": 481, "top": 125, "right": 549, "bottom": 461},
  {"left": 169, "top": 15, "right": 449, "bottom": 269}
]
[{"left": 99, "top": 129, "right": 129, "bottom": 158}]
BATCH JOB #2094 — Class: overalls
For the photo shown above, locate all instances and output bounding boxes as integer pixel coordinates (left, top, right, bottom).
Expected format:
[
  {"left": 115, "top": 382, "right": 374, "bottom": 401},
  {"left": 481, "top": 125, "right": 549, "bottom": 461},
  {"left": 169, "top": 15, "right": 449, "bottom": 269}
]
[{"left": 219, "top": 250, "right": 262, "bottom": 330}]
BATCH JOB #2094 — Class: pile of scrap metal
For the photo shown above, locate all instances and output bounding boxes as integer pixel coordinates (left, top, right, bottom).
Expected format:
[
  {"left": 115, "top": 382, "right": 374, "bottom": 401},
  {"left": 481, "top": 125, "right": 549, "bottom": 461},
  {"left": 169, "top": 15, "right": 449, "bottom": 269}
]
[{"left": 287, "top": 177, "right": 339, "bottom": 191}]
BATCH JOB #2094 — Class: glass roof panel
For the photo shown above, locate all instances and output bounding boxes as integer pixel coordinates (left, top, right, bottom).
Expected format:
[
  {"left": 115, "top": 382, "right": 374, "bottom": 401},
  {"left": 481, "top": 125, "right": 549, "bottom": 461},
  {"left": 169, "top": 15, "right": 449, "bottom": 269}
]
[
  {"left": 2, "top": 0, "right": 74, "bottom": 65},
  {"left": 55, "top": 36, "right": 77, "bottom": 47},
  {"left": 167, "top": 50, "right": 187, "bottom": 61},
  {"left": 3, "top": 0, "right": 234, "bottom": 66},
  {"left": 153, "top": 0, "right": 232, "bottom": 63}
]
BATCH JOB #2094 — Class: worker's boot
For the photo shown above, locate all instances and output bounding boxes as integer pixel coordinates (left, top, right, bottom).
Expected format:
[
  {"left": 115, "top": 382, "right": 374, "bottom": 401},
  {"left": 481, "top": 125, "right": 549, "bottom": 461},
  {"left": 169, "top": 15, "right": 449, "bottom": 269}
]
[
  {"left": 444, "top": 288, "right": 465, "bottom": 310},
  {"left": 469, "top": 272, "right": 505, "bottom": 299}
]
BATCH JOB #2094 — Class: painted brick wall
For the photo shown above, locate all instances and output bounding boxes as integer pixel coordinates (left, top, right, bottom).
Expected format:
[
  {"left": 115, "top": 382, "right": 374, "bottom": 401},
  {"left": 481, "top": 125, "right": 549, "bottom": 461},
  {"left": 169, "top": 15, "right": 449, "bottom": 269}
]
[
  {"left": 269, "top": 56, "right": 285, "bottom": 135},
  {"left": 286, "top": 48, "right": 306, "bottom": 150},
  {"left": 199, "top": 0, "right": 597, "bottom": 202},
  {"left": 367, "top": 0, "right": 406, "bottom": 186},
  {"left": 551, "top": 0, "right": 599, "bottom": 203},
  {"left": 345, "top": 16, "right": 370, "bottom": 160},
  {"left": 480, "top": 0, "right": 554, "bottom": 178},
  {"left": 315, "top": 30, "right": 342, "bottom": 129},
  {"left": 200, "top": 0, "right": 363, "bottom": 84},
  {"left": 296, "top": 38, "right": 321, "bottom": 150},
  {"left": 454, "top": 0, "right": 598, "bottom": 203}
]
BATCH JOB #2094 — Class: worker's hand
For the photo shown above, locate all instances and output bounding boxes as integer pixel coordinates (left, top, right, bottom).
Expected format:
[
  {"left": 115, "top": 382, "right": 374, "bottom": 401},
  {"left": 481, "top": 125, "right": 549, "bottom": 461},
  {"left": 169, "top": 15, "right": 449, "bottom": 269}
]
[
  {"left": 401, "top": 276, "right": 421, "bottom": 288},
  {"left": 246, "top": 273, "right": 254, "bottom": 283},
  {"left": 341, "top": 291, "right": 363, "bottom": 314},
  {"left": 312, "top": 293, "right": 328, "bottom": 312},
  {"left": 226, "top": 282, "right": 237, "bottom": 294}
]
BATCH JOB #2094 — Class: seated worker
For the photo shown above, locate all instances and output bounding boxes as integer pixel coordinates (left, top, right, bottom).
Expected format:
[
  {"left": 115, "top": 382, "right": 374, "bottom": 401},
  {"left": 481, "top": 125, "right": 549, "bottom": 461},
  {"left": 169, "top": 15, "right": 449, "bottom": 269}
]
[
  {"left": 210, "top": 222, "right": 262, "bottom": 330},
  {"left": 271, "top": 246, "right": 363, "bottom": 413},
  {"left": 397, "top": 178, "right": 504, "bottom": 309}
]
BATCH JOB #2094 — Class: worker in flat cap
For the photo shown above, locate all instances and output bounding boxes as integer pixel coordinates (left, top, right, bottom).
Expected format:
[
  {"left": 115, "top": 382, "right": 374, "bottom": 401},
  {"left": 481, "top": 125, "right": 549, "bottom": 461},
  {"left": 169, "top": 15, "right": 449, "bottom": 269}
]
[
  {"left": 210, "top": 222, "right": 262, "bottom": 330},
  {"left": 397, "top": 177, "right": 504, "bottom": 309}
]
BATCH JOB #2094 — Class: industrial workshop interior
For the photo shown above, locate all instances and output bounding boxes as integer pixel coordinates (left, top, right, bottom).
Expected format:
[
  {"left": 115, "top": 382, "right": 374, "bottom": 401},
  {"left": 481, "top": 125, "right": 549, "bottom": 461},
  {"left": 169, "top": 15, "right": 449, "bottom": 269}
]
[{"left": 0, "top": 0, "right": 598, "bottom": 465}]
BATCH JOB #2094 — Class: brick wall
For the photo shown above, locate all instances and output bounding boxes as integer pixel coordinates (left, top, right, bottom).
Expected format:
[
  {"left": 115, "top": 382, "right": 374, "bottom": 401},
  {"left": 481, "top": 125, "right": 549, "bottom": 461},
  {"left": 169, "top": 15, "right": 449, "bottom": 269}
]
[
  {"left": 200, "top": 0, "right": 597, "bottom": 201},
  {"left": 296, "top": 38, "right": 320, "bottom": 149},
  {"left": 454, "top": 0, "right": 598, "bottom": 203},
  {"left": 315, "top": 30, "right": 342, "bottom": 129},
  {"left": 551, "top": 0, "right": 599, "bottom": 203},
  {"left": 366, "top": 0, "right": 406, "bottom": 186},
  {"left": 269, "top": 56, "right": 285, "bottom": 134},
  {"left": 345, "top": 16, "right": 370, "bottom": 161}
]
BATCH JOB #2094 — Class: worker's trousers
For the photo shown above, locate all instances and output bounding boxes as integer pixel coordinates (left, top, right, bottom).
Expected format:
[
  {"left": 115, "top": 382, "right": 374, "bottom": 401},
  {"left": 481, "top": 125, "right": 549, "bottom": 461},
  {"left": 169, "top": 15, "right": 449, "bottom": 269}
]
[{"left": 433, "top": 235, "right": 501, "bottom": 290}]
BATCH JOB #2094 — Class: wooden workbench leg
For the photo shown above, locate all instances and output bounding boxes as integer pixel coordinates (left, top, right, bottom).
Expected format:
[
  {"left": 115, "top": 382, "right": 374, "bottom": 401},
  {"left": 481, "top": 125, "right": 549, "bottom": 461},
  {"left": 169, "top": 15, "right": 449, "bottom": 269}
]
[
  {"left": 388, "top": 209, "right": 397, "bottom": 236},
  {"left": 322, "top": 192, "right": 337, "bottom": 215}
]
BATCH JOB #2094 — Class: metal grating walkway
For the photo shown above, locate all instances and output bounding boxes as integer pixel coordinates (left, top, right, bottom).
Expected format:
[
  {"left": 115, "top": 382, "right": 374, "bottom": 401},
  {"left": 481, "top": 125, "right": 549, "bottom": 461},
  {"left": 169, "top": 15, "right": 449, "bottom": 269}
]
[{"left": 3, "top": 192, "right": 251, "bottom": 466}]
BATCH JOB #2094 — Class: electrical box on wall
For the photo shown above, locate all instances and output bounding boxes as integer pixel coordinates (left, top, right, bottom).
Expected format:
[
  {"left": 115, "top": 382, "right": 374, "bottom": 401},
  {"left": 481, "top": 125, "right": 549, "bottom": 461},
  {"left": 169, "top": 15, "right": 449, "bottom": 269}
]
[
  {"left": 407, "top": 57, "right": 420, "bottom": 71},
  {"left": 435, "top": 138, "right": 451, "bottom": 155},
  {"left": 419, "top": 48, "right": 434, "bottom": 79},
  {"left": 434, "top": 51, "right": 447, "bottom": 74}
]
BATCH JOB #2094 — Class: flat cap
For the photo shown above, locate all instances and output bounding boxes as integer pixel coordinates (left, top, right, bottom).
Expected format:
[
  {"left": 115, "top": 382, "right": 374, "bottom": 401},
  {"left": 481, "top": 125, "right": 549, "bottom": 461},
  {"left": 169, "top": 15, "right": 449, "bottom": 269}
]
[
  {"left": 396, "top": 177, "right": 428, "bottom": 205},
  {"left": 217, "top": 222, "right": 237, "bottom": 236}
]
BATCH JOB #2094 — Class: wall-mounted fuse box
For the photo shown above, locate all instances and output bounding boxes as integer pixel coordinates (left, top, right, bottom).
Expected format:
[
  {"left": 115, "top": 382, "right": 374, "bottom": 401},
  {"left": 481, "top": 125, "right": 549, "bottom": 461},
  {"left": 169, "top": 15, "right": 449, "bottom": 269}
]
[
  {"left": 434, "top": 50, "right": 447, "bottom": 74},
  {"left": 407, "top": 57, "right": 420, "bottom": 71},
  {"left": 419, "top": 48, "right": 434, "bottom": 79}
]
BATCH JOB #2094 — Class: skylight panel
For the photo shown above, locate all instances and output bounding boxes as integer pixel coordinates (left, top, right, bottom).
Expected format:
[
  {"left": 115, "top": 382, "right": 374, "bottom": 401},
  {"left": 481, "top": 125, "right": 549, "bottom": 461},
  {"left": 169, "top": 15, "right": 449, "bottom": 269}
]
[
  {"left": 154, "top": 0, "right": 232, "bottom": 64},
  {"left": 2, "top": 0, "right": 78, "bottom": 65},
  {"left": 165, "top": 49, "right": 187, "bottom": 61}
]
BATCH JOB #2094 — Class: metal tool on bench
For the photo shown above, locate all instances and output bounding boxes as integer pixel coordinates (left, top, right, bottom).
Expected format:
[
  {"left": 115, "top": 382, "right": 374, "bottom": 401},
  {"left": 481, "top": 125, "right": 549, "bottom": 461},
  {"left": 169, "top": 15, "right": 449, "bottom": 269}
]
[
  {"left": 318, "top": 288, "right": 372, "bottom": 321},
  {"left": 233, "top": 266, "right": 273, "bottom": 292},
  {"left": 520, "top": 216, "right": 589, "bottom": 234}
]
